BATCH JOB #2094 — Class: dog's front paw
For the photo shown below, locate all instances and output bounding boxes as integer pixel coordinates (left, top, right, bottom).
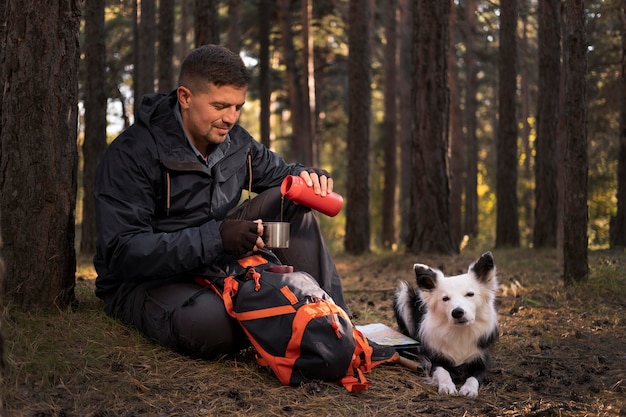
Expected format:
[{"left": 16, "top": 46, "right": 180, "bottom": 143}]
[
  {"left": 459, "top": 377, "right": 479, "bottom": 397},
  {"left": 432, "top": 367, "right": 458, "bottom": 395},
  {"left": 437, "top": 381, "right": 458, "bottom": 395}
]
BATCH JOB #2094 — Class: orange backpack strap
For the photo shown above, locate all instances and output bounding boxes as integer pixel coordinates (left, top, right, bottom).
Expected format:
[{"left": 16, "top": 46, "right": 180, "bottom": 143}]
[
  {"left": 352, "top": 327, "right": 373, "bottom": 373},
  {"left": 221, "top": 277, "right": 239, "bottom": 319},
  {"left": 340, "top": 367, "right": 371, "bottom": 393},
  {"left": 339, "top": 324, "right": 374, "bottom": 392}
]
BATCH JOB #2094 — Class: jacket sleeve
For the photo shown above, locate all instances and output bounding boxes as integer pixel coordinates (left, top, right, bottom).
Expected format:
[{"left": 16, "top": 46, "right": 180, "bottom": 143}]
[{"left": 94, "top": 137, "right": 222, "bottom": 281}]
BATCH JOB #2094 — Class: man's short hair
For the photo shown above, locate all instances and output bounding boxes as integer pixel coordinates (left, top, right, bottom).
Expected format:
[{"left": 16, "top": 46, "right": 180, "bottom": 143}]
[{"left": 178, "top": 44, "right": 250, "bottom": 92}]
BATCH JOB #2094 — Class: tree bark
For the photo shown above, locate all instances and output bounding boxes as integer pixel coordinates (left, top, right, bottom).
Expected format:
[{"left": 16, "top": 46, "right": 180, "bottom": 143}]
[
  {"left": 463, "top": 0, "right": 479, "bottom": 237},
  {"left": 382, "top": 0, "right": 398, "bottom": 250},
  {"left": 519, "top": 0, "right": 533, "bottom": 235},
  {"left": 534, "top": 0, "right": 561, "bottom": 248},
  {"left": 158, "top": 0, "right": 175, "bottom": 92},
  {"left": 259, "top": 0, "right": 272, "bottom": 149},
  {"left": 301, "top": 0, "right": 317, "bottom": 167},
  {"left": 194, "top": 0, "right": 219, "bottom": 47},
  {"left": 277, "top": 0, "right": 308, "bottom": 163},
  {"left": 0, "top": 0, "right": 80, "bottom": 309},
  {"left": 227, "top": 0, "right": 242, "bottom": 53},
  {"left": 449, "top": 0, "right": 464, "bottom": 245},
  {"left": 562, "top": 0, "right": 589, "bottom": 284},
  {"left": 405, "top": 0, "right": 457, "bottom": 255},
  {"left": 135, "top": 0, "right": 156, "bottom": 108},
  {"left": 179, "top": 0, "right": 190, "bottom": 60},
  {"left": 612, "top": 1, "right": 626, "bottom": 248},
  {"left": 398, "top": 0, "right": 413, "bottom": 244},
  {"left": 81, "top": 0, "right": 108, "bottom": 255},
  {"left": 495, "top": 0, "right": 520, "bottom": 248},
  {"left": 344, "top": 0, "right": 372, "bottom": 254}
]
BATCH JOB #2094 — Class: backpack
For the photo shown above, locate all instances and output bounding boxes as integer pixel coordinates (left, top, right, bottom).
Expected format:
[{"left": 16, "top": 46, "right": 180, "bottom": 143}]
[{"left": 195, "top": 251, "right": 374, "bottom": 392}]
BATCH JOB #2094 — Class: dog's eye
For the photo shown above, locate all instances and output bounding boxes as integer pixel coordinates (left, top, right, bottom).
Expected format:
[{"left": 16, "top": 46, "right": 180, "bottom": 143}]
[
  {"left": 466, "top": 292, "right": 475, "bottom": 297},
  {"left": 442, "top": 296, "right": 450, "bottom": 302}
]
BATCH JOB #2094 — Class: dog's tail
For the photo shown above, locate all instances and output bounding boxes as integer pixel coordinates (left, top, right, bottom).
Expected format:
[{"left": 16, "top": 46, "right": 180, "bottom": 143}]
[{"left": 393, "top": 281, "right": 419, "bottom": 339}]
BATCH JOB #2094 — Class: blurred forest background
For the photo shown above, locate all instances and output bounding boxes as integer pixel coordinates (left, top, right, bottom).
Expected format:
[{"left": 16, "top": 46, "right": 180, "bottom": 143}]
[
  {"left": 76, "top": 0, "right": 622, "bottom": 250},
  {"left": 1, "top": 0, "right": 625, "bottom": 309}
]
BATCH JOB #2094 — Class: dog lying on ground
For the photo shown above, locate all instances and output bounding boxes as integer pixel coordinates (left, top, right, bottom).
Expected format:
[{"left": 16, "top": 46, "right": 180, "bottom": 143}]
[{"left": 393, "top": 252, "right": 498, "bottom": 397}]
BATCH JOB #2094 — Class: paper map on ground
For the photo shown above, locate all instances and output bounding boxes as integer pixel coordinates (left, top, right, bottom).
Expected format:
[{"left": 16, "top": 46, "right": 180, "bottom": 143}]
[{"left": 356, "top": 323, "right": 420, "bottom": 348}]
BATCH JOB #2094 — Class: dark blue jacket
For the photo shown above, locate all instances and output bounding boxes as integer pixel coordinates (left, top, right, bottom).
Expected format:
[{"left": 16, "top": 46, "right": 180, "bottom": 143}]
[{"left": 94, "top": 91, "right": 303, "bottom": 298}]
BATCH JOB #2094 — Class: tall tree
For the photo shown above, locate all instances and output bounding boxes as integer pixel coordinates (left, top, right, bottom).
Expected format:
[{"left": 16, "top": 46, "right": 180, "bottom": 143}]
[
  {"left": 519, "top": 0, "right": 533, "bottom": 231},
  {"left": 382, "top": 0, "right": 398, "bottom": 249},
  {"left": 227, "top": 0, "right": 242, "bottom": 53},
  {"left": 0, "top": 228, "right": 4, "bottom": 394},
  {"left": 158, "top": 0, "right": 175, "bottom": 92},
  {"left": 495, "top": 0, "right": 520, "bottom": 248},
  {"left": 301, "top": 0, "right": 317, "bottom": 166},
  {"left": 449, "top": 0, "right": 464, "bottom": 244},
  {"left": 81, "top": 0, "right": 108, "bottom": 255},
  {"left": 612, "top": 2, "right": 626, "bottom": 248},
  {"left": 405, "top": 0, "right": 457, "bottom": 255},
  {"left": 463, "top": 0, "right": 479, "bottom": 237},
  {"left": 345, "top": 0, "right": 372, "bottom": 254},
  {"left": 135, "top": 0, "right": 156, "bottom": 107},
  {"left": 0, "top": 0, "right": 80, "bottom": 309},
  {"left": 259, "top": 0, "right": 272, "bottom": 149},
  {"left": 534, "top": 0, "right": 561, "bottom": 248},
  {"left": 562, "top": 0, "right": 589, "bottom": 283},
  {"left": 276, "top": 0, "right": 314, "bottom": 164},
  {"left": 194, "top": 0, "right": 219, "bottom": 47},
  {"left": 398, "top": 0, "right": 413, "bottom": 244},
  {"left": 179, "top": 0, "right": 190, "bottom": 60}
]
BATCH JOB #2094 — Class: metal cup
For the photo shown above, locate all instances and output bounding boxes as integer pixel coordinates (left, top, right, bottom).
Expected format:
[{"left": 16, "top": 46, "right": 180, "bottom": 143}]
[{"left": 263, "top": 222, "right": 290, "bottom": 249}]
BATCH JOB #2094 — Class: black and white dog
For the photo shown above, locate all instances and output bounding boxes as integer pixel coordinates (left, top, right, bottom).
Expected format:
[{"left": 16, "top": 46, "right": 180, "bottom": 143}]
[{"left": 393, "top": 252, "right": 498, "bottom": 397}]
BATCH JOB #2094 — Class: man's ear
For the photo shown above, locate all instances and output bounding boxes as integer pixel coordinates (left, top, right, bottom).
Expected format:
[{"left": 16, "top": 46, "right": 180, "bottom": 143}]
[{"left": 177, "top": 86, "right": 191, "bottom": 109}]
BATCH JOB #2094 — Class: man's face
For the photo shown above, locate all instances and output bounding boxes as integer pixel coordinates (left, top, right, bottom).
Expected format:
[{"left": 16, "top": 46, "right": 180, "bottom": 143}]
[{"left": 178, "top": 83, "right": 247, "bottom": 155}]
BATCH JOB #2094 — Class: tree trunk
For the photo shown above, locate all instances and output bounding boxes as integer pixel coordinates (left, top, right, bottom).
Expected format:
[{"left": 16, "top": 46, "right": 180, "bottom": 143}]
[
  {"left": 463, "top": 0, "right": 479, "bottom": 237},
  {"left": 0, "top": 0, "right": 80, "bottom": 309},
  {"left": 344, "top": 0, "right": 372, "bottom": 254},
  {"left": 382, "top": 0, "right": 398, "bottom": 250},
  {"left": 81, "top": 0, "right": 108, "bottom": 256},
  {"left": 259, "top": 0, "right": 272, "bottom": 149},
  {"left": 405, "top": 0, "right": 457, "bottom": 255},
  {"left": 227, "top": 0, "right": 242, "bottom": 53},
  {"left": 562, "top": 0, "right": 589, "bottom": 284},
  {"left": 398, "top": 0, "right": 413, "bottom": 245},
  {"left": 135, "top": 0, "right": 156, "bottom": 109},
  {"left": 611, "top": 2, "right": 626, "bottom": 248},
  {"left": 179, "top": 0, "right": 190, "bottom": 60},
  {"left": 301, "top": 0, "right": 317, "bottom": 167},
  {"left": 158, "top": 0, "right": 175, "bottom": 92},
  {"left": 277, "top": 0, "right": 307, "bottom": 163},
  {"left": 519, "top": 0, "right": 533, "bottom": 236},
  {"left": 449, "top": 0, "right": 464, "bottom": 245},
  {"left": 194, "top": 0, "right": 219, "bottom": 47},
  {"left": 534, "top": 0, "right": 561, "bottom": 248},
  {"left": 495, "top": 0, "right": 520, "bottom": 248}
]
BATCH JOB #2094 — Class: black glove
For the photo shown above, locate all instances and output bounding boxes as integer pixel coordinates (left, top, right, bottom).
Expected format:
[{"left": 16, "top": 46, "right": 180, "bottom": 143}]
[
  {"left": 220, "top": 220, "right": 259, "bottom": 255},
  {"left": 305, "top": 167, "right": 332, "bottom": 179}
]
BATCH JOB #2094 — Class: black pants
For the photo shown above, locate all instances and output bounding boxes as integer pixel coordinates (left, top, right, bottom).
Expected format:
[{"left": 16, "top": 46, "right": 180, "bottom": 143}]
[{"left": 104, "top": 187, "right": 350, "bottom": 359}]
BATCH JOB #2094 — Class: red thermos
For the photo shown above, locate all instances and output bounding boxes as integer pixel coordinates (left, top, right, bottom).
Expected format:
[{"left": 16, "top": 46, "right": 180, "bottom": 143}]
[{"left": 280, "top": 175, "right": 344, "bottom": 217}]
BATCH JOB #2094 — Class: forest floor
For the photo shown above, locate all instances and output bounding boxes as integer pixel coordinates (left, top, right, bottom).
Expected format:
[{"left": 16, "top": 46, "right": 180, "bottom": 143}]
[{"left": 1, "top": 247, "right": 625, "bottom": 417}]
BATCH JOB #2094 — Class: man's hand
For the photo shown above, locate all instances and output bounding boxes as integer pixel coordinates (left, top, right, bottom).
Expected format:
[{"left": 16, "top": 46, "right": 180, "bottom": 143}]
[
  {"left": 300, "top": 168, "right": 333, "bottom": 196},
  {"left": 220, "top": 219, "right": 265, "bottom": 255}
]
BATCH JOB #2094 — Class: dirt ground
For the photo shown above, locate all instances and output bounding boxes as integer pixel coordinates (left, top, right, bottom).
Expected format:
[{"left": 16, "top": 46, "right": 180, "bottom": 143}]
[{"left": 2, "top": 248, "right": 625, "bottom": 416}]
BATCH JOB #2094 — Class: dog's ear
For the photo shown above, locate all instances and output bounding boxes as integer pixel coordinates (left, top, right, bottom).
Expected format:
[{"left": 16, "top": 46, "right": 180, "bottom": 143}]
[
  {"left": 470, "top": 251, "right": 496, "bottom": 283},
  {"left": 414, "top": 264, "right": 438, "bottom": 290}
]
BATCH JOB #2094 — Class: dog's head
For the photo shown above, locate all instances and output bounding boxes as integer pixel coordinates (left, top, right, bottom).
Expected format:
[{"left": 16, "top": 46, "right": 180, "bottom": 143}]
[{"left": 414, "top": 252, "right": 497, "bottom": 326}]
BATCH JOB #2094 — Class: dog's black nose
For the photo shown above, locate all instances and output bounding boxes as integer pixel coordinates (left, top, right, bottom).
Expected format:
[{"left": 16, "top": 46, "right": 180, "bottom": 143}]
[{"left": 452, "top": 308, "right": 465, "bottom": 319}]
